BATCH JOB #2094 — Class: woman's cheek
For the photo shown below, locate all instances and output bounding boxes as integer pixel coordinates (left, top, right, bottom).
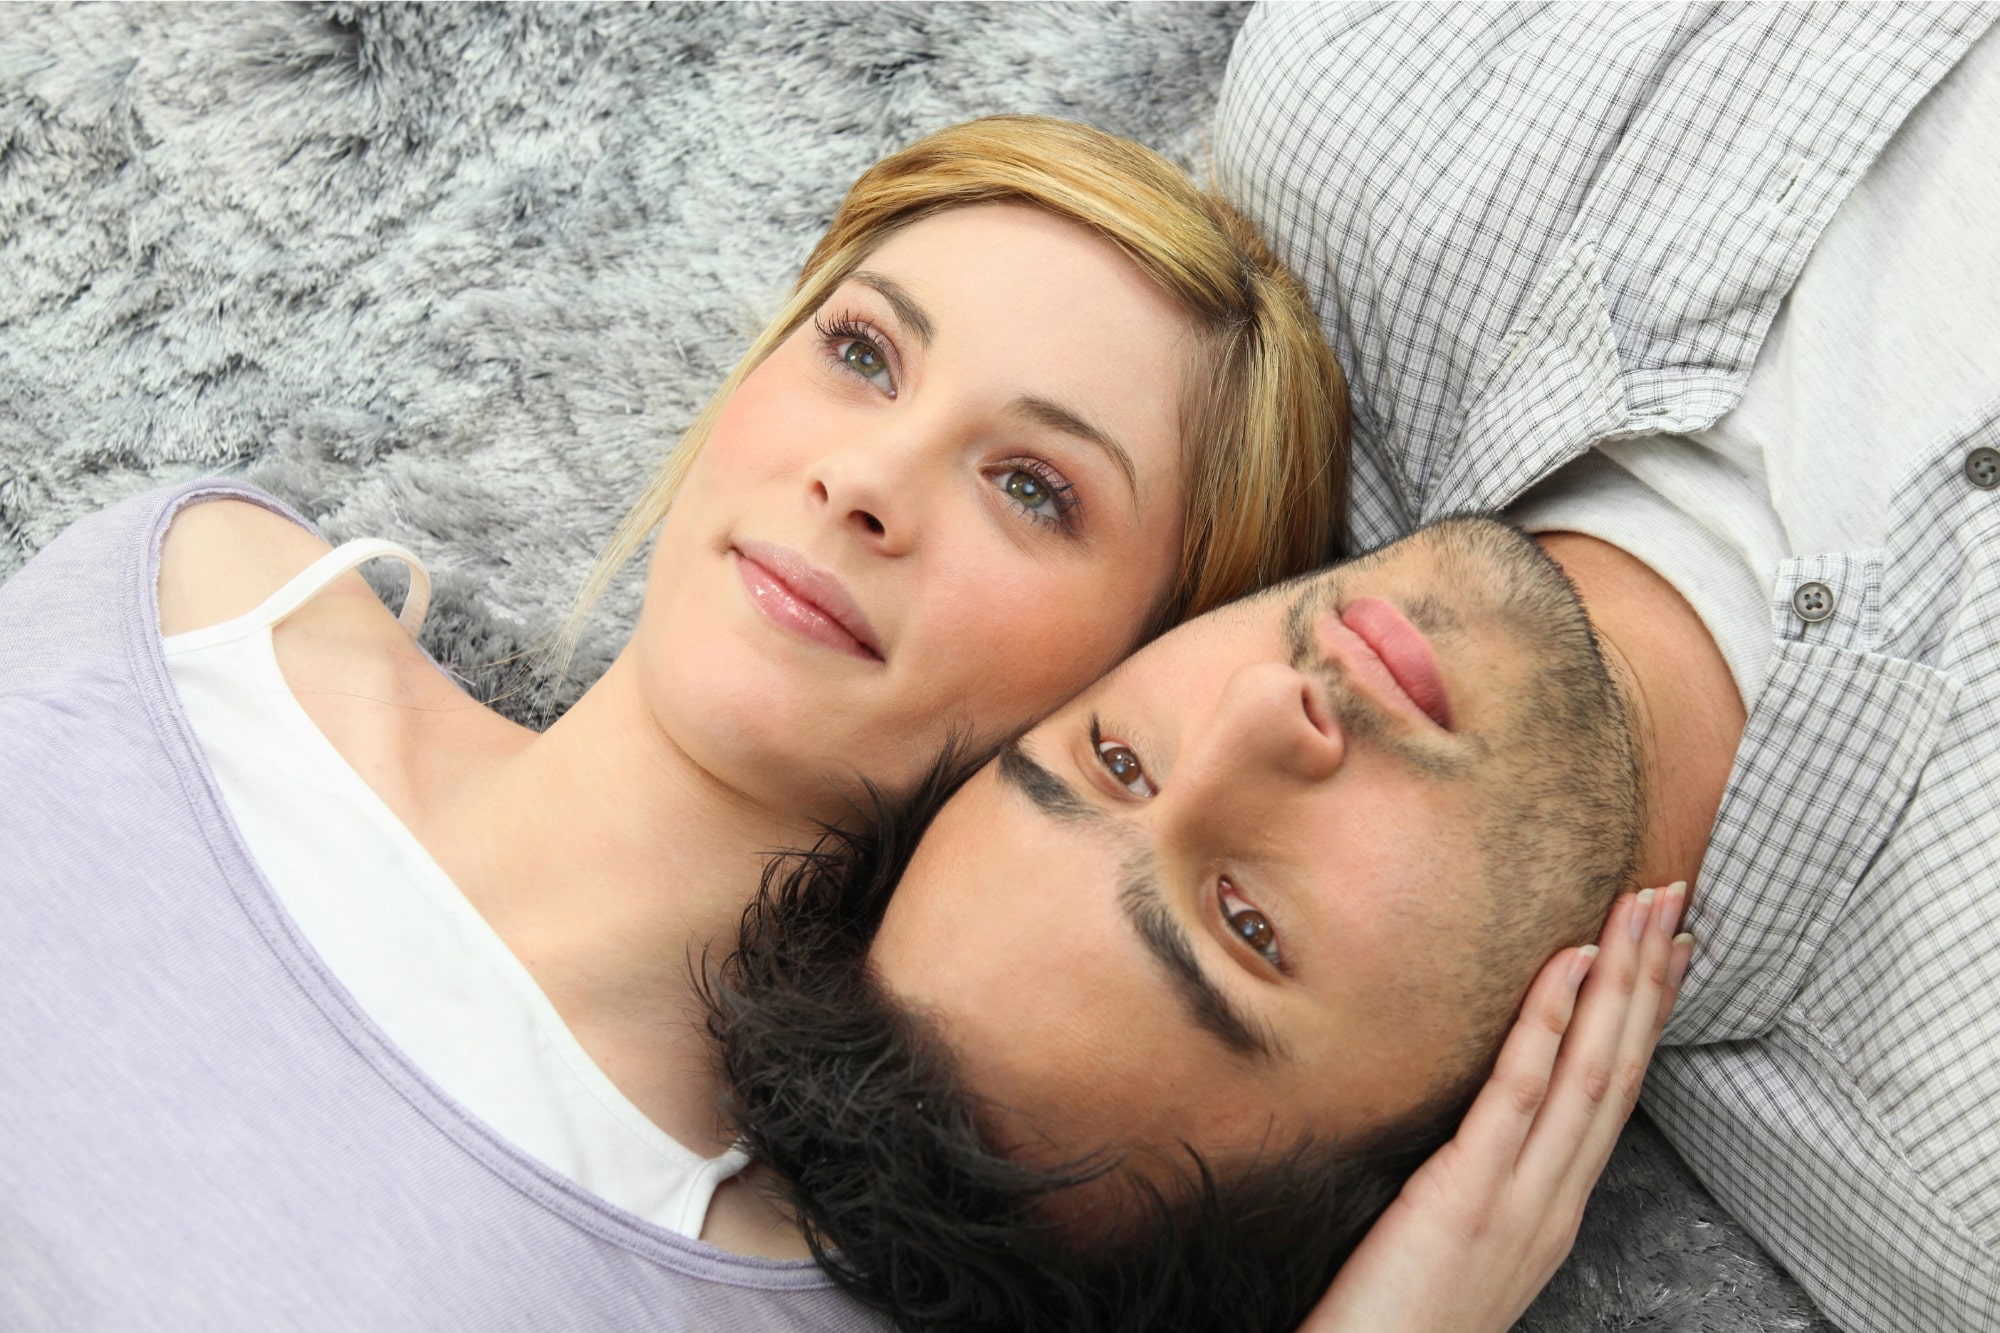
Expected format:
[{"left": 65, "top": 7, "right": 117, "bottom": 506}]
[
  {"left": 704, "top": 372, "right": 815, "bottom": 484},
  {"left": 954, "top": 569, "right": 1141, "bottom": 711}
]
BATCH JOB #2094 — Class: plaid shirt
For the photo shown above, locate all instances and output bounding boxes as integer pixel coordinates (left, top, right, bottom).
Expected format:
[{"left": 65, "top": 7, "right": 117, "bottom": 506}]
[{"left": 1217, "top": 5, "right": 2000, "bottom": 1330}]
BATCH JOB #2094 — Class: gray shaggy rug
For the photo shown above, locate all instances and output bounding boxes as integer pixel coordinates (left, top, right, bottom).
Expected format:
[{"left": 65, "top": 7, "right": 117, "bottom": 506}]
[{"left": 0, "top": 5, "right": 1830, "bottom": 1330}]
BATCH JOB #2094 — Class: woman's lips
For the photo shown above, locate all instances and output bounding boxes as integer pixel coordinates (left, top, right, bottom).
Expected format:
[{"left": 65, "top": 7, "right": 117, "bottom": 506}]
[{"left": 732, "top": 542, "right": 883, "bottom": 663}]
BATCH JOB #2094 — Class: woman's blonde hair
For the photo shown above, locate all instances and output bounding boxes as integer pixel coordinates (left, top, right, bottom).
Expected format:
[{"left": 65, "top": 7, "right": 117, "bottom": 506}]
[{"left": 563, "top": 115, "right": 1347, "bottom": 666}]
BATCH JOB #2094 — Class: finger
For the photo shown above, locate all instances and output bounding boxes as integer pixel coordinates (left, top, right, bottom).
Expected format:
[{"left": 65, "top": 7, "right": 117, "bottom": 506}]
[
  {"left": 1622, "top": 879, "right": 1681, "bottom": 1052},
  {"left": 1516, "top": 890, "right": 1648, "bottom": 1184},
  {"left": 1559, "top": 881, "right": 1685, "bottom": 1197},
  {"left": 1446, "top": 940, "right": 1598, "bottom": 1176},
  {"left": 1656, "top": 930, "right": 1694, "bottom": 1036}
]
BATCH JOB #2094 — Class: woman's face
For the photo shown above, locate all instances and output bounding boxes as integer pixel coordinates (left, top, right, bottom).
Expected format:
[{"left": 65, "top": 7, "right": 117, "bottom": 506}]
[{"left": 634, "top": 203, "right": 1194, "bottom": 818}]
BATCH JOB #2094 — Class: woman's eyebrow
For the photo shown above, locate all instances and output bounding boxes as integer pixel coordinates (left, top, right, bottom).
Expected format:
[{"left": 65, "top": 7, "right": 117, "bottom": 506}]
[
  {"left": 1008, "top": 396, "right": 1140, "bottom": 497},
  {"left": 849, "top": 271, "right": 935, "bottom": 347},
  {"left": 847, "top": 271, "right": 1139, "bottom": 498}
]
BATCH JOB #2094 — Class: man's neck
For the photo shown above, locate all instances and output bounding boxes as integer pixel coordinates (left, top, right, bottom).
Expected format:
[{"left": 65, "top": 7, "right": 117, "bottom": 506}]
[{"left": 1534, "top": 531, "right": 1746, "bottom": 889}]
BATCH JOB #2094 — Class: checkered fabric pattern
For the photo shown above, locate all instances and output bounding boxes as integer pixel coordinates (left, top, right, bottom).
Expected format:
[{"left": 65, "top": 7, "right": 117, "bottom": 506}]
[
  {"left": 1646, "top": 409, "right": 2000, "bottom": 1331},
  {"left": 1216, "top": 5, "right": 2000, "bottom": 1330},
  {"left": 1217, "top": 1, "right": 1992, "bottom": 551}
]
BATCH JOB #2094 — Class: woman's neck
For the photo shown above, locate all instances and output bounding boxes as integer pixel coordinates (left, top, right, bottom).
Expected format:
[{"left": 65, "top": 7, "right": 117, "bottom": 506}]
[{"left": 428, "top": 648, "right": 822, "bottom": 1160}]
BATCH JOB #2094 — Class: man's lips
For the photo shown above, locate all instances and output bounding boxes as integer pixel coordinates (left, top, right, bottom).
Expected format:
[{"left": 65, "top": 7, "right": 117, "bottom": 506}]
[
  {"left": 732, "top": 541, "right": 884, "bottom": 662},
  {"left": 1320, "top": 597, "right": 1453, "bottom": 729}
]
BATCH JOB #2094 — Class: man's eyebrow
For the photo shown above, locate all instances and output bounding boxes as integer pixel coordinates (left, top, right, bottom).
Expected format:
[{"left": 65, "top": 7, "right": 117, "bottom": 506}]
[
  {"left": 996, "top": 738, "right": 1098, "bottom": 824},
  {"left": 1119, "top": 855, "right": 1280, "bottom": 1062},
  {"left": 849, "top": 271, "right": 935, "bottom": 348},
  {"left": 996, "top": 739, "right": 1275, "bottom": 1059},
  {"left": 1009, "top": 395, "right": 1140, "bottom": 497}
]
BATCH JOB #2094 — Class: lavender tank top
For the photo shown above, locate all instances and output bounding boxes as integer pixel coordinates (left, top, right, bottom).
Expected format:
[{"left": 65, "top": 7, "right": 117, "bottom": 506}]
[{"left": 0, "top": 480, "right": 884, "bottom": 1332}]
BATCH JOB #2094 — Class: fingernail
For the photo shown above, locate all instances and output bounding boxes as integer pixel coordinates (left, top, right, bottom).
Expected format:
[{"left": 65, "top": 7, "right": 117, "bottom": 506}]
[
  {"left": 1660, "top": 881, "right": 1687, "bottom": 937},
  {"left": 1669, "top": 933, "right": 1694, "bottom": 989},
  {"left": 1568, "top": 944, "right": 1599, "bottom": 990},
  {"left": 1630, "top": 887, "right": 1656, "bottom": 942}
]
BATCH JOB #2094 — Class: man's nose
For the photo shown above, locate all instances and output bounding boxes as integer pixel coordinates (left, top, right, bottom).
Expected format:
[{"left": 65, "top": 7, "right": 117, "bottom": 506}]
[
  {"left": 806, "top": 420, "right": 938, "bottom": 556},
  {"left": 1162, "top": 661, "right": 1346, "bottom": 829}
]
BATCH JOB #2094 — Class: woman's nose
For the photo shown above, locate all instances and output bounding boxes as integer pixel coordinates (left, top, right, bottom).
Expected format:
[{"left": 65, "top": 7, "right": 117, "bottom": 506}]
[
  {"left": 807, "top": 429, "right": 929, "bottom": 556},
  {"left": 1163, "top": 661, "right": 1346, "bottom": 825}
]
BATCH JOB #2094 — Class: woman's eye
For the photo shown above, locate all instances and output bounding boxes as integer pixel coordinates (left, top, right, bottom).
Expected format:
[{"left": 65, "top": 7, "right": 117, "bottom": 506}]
[
  {"left": 1096, "top": 738, "right": 1154, "bottom": 798},
  {"left": 1222, "top": 879, "right": 1282, "bottom": 968},
  {"left": 815, "top": 311, "right": 898, "bottom": 396},
  {"left": 993, "top": 463, "right": 1078, "bottom": 532},
  {"left": 1001, "top": 469, "right": 1053, "bottom": 509},
  {"left": 837, "top": 337, "right": 894, "bottom": 392}
]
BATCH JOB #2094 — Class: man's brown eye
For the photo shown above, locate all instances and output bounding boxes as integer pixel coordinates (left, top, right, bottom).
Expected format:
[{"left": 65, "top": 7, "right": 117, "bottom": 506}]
[
  {"left": 1220, "top": 877, "right": 1281, "bottom": 967},
  {"left": 1095, "top": 739, "right": 1155, "bottom": 797},
  {"left": 1229, "top": 908, "right": 1275, "bottom": 954},
  {"left": 1102, "top": 744, "right": 1140, "bottom": 781}
]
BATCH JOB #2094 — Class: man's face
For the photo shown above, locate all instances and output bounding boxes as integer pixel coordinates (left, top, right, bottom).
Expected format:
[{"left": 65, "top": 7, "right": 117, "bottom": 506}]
[{"left": 869, "top": 517, "right": 1642, "bottom": 1171}]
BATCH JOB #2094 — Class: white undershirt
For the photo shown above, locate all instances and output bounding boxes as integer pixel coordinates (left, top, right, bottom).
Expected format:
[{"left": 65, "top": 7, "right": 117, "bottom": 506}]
[
  {"left": 1511, "top": 23, "right": 2000, "bottom": 703},
  {"left": 163, "top": 541, "right": 746, "bottom": 1240}
]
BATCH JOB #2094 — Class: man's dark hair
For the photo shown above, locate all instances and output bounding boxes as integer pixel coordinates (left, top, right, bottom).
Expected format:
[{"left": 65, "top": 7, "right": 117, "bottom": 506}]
[{"left": 702, "top": 750, "right": 1482, "bottom": 1333}]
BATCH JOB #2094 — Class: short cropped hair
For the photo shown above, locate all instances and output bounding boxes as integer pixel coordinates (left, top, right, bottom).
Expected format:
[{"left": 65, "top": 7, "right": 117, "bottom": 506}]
[{"left": 702, "top": 750, "right": 1477, "bottom": 1333}]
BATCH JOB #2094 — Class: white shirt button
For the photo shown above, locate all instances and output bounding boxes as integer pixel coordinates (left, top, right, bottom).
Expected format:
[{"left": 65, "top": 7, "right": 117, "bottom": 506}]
[
  {"left": 1966, "top": 446, "right": 2000, "bottom": 489},
  {"left": 1792, "top": 581, "right": 1836, "bottom": 623}
]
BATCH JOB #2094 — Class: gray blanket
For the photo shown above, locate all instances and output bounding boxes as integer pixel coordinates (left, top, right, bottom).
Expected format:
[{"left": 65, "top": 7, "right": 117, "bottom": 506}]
[{"left": 0, "top": 4, "right": 1830, "bottom": 1329}]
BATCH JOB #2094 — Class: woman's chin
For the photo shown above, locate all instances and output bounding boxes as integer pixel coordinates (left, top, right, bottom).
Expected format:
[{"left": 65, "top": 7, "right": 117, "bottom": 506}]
[
  {"left": 646, "top": 668, "right": 887, "bottom": 812},
  {"left": 631, "top": 615, "right": 1023, "bottom": 819}
]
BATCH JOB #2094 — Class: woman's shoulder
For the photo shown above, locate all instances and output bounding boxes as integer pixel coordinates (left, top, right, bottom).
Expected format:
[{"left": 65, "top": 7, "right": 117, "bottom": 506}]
[
  {"left": 158, "top": 497, "right": 522, "bottom": 811},
  {"left": 157, "top": 497, "right": 344, "bottom": 637},
  {"left": 157, "top": 497, "right": 447, "bottom": 735}
]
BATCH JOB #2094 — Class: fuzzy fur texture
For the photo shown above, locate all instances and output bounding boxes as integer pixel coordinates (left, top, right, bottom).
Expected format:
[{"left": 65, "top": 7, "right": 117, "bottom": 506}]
[{"left": 0, "top": 5, "right": 1827, "bottom": 1329}]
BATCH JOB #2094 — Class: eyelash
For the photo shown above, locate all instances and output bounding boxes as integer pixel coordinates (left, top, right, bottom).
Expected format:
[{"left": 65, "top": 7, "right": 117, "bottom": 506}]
[
  {"left": 1089, "top": 718, "right": 1285, "bottom": 971},
  {"left": 1220, "top": 877, "right": 1284, "bottom": 971},
  {"left": 815, "top": 306, "right": 1084, "bottom": 537},
  {"left": 992, "top": 458, "right": 1081, "bottom": 534},
  {"left": 815, "top": 311, "right": 899, "bottom": 396},
  {"left": 1091, "top": 716, "right": 1155, "bottom": 798}
]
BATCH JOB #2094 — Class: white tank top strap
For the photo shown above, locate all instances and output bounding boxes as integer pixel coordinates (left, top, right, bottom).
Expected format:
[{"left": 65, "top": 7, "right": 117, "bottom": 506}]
[
  {"left": 163, "top": 539, "right": 433, "bottom": 655},
  {"left": 245, "top": 539, "right": 431, "bottom": 636}
]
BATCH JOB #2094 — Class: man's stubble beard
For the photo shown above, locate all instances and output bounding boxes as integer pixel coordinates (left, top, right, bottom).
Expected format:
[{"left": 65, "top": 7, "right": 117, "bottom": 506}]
[{"left": 1288, "top": 516, "right": 1646, "bottom": 1060}]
